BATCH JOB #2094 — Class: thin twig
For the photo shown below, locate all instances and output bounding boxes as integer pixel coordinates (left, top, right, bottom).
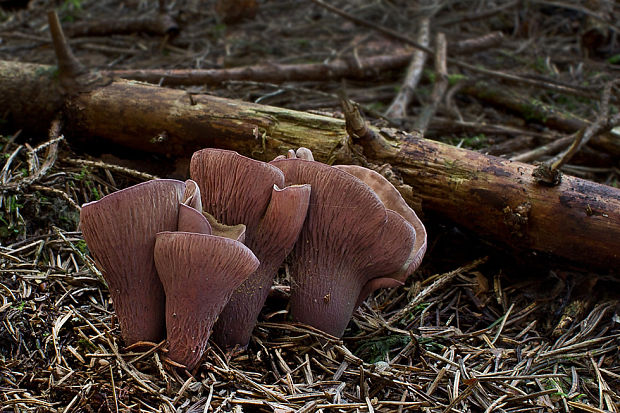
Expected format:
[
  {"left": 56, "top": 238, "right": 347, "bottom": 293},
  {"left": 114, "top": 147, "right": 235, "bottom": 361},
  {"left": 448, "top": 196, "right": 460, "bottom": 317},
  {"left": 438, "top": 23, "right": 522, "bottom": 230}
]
[
  {"left": 387, "top": 257, "right": 487, "bottom": 325},
  {"left": 414, "top": 32, "right": 449, "bottom": 135},
  {"left": 62, "top": 158, "right": 158, "bottom": 181},
  {"left": 533, "top": 80, "right": 620, "bottom": 184},
  {"left": 385, "top": 17, "right": 430, "bottom": 118}
]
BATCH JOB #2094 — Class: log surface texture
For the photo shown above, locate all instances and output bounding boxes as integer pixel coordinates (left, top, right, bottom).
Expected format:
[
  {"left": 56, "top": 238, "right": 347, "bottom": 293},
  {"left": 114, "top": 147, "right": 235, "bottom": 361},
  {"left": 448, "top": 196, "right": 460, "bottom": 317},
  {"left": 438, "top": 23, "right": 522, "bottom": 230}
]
[{"left": 1, "top": 61, "right": 618, "bottom": 271}]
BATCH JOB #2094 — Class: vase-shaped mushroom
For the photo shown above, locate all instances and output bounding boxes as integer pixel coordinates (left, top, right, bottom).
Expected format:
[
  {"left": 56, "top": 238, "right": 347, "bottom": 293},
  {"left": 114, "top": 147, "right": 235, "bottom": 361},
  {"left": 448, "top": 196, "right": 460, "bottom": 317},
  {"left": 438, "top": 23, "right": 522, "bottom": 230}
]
[
  {"left": 190, "top": 149, "right": 310, "bottom": 349},
  {"left": 79, "top": 179, "right": 186, "bottom": 345},
  {"left": 271, "top": 151, "right": 426, "bottom": 338},
  {"left": 154, "top": 231, "right": 259, "bottom": 369}
]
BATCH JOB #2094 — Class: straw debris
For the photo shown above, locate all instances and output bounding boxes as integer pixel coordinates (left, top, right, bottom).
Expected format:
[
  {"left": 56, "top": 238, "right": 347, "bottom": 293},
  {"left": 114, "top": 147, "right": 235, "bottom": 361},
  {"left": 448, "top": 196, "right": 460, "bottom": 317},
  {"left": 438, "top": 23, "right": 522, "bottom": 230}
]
[{"left": 0, "top": 133, "right": 618, "bottom": 412}]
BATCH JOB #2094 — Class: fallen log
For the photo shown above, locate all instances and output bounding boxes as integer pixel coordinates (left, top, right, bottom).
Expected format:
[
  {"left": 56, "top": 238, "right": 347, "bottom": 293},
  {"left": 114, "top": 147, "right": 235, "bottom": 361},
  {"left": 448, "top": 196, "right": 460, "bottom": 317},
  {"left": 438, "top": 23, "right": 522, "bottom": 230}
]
[
  {"left": 103, "top": 33, "right": 504, "bottom": 87},
  {"left": 461, "top": 82, "right": 620, "bottom": 156},
  {"left": 104, "top": 57, "right": 620, "bottom": 158},
  {"left": 0, "top": 60, "right": 619, "bottom": 271}
]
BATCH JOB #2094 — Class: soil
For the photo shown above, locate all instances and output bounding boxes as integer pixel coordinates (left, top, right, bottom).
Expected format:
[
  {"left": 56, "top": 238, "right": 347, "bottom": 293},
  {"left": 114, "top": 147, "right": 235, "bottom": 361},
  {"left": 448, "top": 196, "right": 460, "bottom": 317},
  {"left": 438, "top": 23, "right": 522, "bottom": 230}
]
[{"left": 0, "top": 0, "right": 619, "bottom": 412}]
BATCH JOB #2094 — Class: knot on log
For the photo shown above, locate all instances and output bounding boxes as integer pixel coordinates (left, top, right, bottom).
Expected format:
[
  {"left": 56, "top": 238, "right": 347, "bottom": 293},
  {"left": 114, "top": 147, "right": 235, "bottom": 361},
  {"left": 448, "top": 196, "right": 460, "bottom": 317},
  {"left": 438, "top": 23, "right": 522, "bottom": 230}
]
[
  {"left": 532, "top": 163, "right": 563, "bottom": 186},
  {"left": 502, "top": 202, "right": 532, "bottom": 237}
]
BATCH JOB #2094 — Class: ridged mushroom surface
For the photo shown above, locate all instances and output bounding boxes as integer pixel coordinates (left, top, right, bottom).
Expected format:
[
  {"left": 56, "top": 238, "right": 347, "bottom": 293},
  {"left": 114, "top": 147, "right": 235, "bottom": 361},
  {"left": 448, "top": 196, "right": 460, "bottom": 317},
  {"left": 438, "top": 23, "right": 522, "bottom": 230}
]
[
  {"left": 79, "top": 179, "right": 186, "bottom": 344},
  {"left": 270, "top": 158, "right": 417, "bottom": 337},
  {"left": 155, "top": 232, "right": 259, "bottom": 369},
  {"left": 334, "top": 165, "right": 427, "bottom": 278},
  {"left": 191, "top": 149, "right": 310, "bottom": 348}
]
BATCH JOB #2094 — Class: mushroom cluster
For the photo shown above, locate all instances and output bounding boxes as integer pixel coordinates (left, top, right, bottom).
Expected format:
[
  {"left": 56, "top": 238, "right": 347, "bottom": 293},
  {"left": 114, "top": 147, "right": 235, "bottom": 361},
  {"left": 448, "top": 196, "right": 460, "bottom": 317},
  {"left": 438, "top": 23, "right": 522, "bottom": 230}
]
[
  {"left": 80, "top": 178, "right": 259, "bottom": 369},
  {"left": 79, "top": 147, "right": 426, "bottom": 368}
]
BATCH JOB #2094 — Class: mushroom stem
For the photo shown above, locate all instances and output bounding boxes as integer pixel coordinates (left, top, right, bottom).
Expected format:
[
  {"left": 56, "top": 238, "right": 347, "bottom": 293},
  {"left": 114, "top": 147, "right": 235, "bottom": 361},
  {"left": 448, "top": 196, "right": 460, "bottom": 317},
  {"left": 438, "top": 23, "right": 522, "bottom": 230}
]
[
  {"left": 154, "top": 232, "right": 259, "bottom": 369},
  {"left": 290, "top": 269, "right": 367, "bottom": 337},
  {"left": 211, "top": 184, "right": 310, "bottom": 347}
]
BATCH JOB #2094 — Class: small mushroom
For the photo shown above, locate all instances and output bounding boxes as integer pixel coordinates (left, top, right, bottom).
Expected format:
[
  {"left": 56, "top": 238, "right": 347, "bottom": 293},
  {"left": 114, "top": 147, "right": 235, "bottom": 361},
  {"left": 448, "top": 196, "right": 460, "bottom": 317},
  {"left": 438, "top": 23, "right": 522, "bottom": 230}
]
[
  {"left": 154, "top": 231, "right": 259, "bottom": 369},
  {"left": 190, "top": 149, "right": 310, "bottom": 348},
  {"left": 80, "top": 179, "right": 186, "bottom": 344},
  {"left": 271, "top": 155, "right": 425, "bottom": 337}
]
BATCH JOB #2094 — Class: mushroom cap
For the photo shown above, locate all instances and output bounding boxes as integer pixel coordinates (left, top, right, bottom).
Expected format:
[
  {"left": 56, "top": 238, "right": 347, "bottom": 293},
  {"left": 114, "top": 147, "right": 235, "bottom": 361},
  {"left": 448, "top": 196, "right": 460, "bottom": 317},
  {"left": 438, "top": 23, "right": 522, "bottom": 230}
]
[
  {"left": 334, "top": 165, "right": 427, "bottom": 279},
  {"left": 182, "top": 179, "right": 203, "bottom": 212},
  {"left": 270, "top": 158, "right": 416, "bottom": 337},
  {"left": 190, "top": 148, "right": 285, "bottom": 233},
  {"left": 178, "top": 203, "right": 213, "bottom": 234},
  {"left": 293, "top": 147, "right": 314, "bottom": 161},
  {"left": 178, "top": 180, "right": 212, "bottom": 234},
  {"left": 79, "top": 179, "right": 186, "bottom": 344},
  {"left": 273, "top": 147, "right": 315, "bottom": 162},
  {"left": 155, "top": 231, "right": 259, "bottom": 369}
]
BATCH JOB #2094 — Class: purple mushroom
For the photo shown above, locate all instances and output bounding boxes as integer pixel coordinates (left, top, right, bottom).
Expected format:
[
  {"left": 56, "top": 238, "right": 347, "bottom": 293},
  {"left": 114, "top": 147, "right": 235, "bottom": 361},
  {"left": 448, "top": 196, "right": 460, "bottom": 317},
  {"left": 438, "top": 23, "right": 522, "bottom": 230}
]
[
  {"left": 270, "top": 150, "right": 426, "bottom": 337},
  {"left": 154, "top": 231, "right": 259, "bottom": 368},
  {"left": 190, "top": 148, "right": 310, "bottom": 349},
  {"left": 80, "top": 179, "right": 186, "bottom": 344}
]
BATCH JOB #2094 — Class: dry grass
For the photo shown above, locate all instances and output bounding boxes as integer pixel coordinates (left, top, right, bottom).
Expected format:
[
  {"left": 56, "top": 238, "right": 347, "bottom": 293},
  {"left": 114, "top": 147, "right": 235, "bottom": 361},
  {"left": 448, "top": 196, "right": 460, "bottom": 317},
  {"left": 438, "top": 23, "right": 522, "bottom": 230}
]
[
  {"left": 0, "top": 134, "right": 618, "bottom": 412},
  {"left": 1, "top": 0, "right": 619, "bottom": 411}
]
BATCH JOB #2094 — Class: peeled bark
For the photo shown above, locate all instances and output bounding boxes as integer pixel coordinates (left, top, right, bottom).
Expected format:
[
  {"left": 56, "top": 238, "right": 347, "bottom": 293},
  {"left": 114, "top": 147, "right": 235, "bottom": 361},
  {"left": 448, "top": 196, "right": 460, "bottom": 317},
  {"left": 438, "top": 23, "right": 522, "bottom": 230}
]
[{"left": 0, "top": 60, "right": 619, "bottom": 271}]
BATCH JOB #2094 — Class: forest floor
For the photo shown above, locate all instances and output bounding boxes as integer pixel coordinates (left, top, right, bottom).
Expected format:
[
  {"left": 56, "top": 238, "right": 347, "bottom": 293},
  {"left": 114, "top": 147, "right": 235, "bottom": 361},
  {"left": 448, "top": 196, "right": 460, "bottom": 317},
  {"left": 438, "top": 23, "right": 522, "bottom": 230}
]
[{"left": 0, "top": 0, "right": 619, "bottom": 412}]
